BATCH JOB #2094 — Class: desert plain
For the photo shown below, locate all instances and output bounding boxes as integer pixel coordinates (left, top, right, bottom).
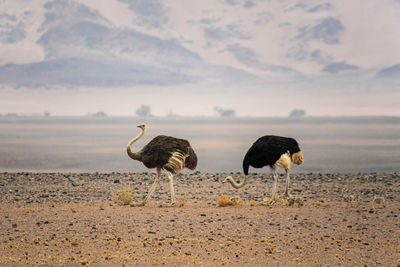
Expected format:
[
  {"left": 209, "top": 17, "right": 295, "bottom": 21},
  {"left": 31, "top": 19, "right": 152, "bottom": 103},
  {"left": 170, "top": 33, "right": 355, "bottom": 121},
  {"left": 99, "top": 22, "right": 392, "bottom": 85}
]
[{"left": 0, "top": 171, "right": 399, "bottom": 266}]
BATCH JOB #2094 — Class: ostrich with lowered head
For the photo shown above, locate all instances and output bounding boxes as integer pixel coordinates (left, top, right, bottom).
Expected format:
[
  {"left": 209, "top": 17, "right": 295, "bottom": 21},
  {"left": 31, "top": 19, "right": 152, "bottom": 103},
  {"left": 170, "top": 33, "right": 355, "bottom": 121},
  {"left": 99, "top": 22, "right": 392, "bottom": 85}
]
[
  {"left": 223, "top": 135, "right": 304, "bottom": 204},
  {"left": 127, "top": 123, "right": 197, "bottom": 206}
]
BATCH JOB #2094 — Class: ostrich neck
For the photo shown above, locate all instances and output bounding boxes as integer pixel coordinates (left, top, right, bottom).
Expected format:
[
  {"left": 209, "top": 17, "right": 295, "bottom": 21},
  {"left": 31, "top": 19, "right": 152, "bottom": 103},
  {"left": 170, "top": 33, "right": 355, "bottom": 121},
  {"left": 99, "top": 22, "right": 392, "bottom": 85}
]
[
  {"left": 227, "top": 175, "right": 247, "bottom": 189},
  {"left": 127, "top": 128, "right": 145, "bottom": 161}
]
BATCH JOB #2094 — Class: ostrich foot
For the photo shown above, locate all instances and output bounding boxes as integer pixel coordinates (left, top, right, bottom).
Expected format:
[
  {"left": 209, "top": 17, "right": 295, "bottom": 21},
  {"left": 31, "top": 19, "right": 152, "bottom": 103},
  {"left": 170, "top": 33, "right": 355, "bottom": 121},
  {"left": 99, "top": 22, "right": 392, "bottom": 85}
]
[
  {"left": 130, "top": 202, "right": 146, "bottom": 207},
  {"left": 263, "top": 193, "right": 279, "bottom": 205},
  {"left": 284, "top": 192, "right": 292, "bottom": 198},
  {"left": 159, "top": 202, "right": 176, "bottom": 207}
]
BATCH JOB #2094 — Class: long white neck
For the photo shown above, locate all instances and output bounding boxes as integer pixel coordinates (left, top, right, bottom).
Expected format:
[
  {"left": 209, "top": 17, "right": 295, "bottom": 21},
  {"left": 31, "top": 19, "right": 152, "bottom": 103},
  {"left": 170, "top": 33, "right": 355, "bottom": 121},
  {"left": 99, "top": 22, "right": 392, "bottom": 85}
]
[
  {"left": 127, "top": 128, "right": 145, "bottom": 161},
  {"left": 224, "top": 175, "right": 247, "bottom": 189}
]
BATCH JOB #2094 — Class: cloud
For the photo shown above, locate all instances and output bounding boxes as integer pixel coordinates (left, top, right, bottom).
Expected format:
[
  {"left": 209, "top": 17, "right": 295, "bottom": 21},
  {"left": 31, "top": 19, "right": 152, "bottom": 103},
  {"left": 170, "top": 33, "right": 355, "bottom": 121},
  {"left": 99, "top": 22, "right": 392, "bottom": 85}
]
[
  {"left": 310, "top": 49, "right": 332, "bottom": 65},
  {"left": 0, "top": 27, "right": 26, "bottom": 44},
  {"left": 322, "top": 61, "right": 359, "bottom": 74},
  {"left": 41, "top": 0, "right": 106, "bottom": 31},
  {"left": 377, "top": 64, "right": 400, "bottom": 78},
  {"left": 0, "top": 13, "right": 17, "bottom": 21},
  {"left": 223, "top": 0, "right": 254, "bottom": 8},
  {"left": 286, "top": 43, "right": 308, "bottom": 62},
  {"left": 204, "top": 25, "right": 250, "bottom": 41},
  {"left": 244, "top": 1, "right": 255, "bottom": 8},
  {"left": 227, "top": 44, "right": 257, "bottom": 64},
  {"left": 288, "top": 17, "right": 344, "bottom": 63},
  {"left": 290, "top": 2, "right": 308, "bottom": 10},
  {"left": 204, "top": 27, "right": 232, "bottom": 41},
  {"left": 39, "top": 21, "right": 109, "bottom": 52},
  {"left": 253, "top": 12, "right": 273, "bottom": 26},
  {"left": 288, "top": 2, "right": 332, "bottom": 13},
  {"left": 119, "top": 0, "right": 168, "bottom": 28},
  {"left": 227, "top": 44, "right": 296, "bottom": 73},
  {"left": 0, "top": 12, "right": 27, "bottom": 44},
  {"left": 224, "top": 0, "right": 240, "bottom": 6},
  {"left": 199, "top": 18, "right": 219, "bottom": 25},
  {"left": 297, "top": 17, "right": 344, "bottom": 44},
  {"left": 307, "top": 3, "right": 332, "bottom": 13}
]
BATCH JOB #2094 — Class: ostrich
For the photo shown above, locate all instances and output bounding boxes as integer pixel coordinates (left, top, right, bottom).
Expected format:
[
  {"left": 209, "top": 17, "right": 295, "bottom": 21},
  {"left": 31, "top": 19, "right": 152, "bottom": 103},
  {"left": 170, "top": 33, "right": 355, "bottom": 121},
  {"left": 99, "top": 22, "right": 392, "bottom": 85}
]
[
  {"left": 223, "top": 135, "right": 304, "bottom": 204},
  {"left": 127, "top": 123, "right": 197, "bottom": 206}
]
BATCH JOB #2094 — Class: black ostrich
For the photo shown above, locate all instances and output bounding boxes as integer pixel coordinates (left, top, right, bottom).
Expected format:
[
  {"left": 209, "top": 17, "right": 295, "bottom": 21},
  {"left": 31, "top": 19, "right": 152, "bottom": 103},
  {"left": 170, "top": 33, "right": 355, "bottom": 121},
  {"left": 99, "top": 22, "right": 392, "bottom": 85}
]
[
  {"left": 223, "top": 135, "right": 304, "bottom": 204},
  {"left": 127, "top": 123, "right": 197, "bottom": 206}
]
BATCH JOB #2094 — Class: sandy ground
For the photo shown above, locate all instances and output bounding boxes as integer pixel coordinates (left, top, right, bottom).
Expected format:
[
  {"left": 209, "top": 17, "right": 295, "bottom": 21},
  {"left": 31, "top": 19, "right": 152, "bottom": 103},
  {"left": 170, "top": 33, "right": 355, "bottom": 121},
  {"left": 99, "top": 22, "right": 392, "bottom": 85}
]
[{"left": 0, "top": 172, "right": 399, "bottom": 266}]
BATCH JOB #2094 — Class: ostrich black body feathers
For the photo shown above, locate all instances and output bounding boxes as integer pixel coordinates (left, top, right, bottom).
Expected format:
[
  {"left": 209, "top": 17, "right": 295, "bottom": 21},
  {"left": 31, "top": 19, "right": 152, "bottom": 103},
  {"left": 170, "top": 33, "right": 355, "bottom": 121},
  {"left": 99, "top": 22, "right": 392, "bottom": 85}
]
[
  {"left": 139, "top": 135, "right": 197, "bottom": 173},
  {"left": 243, "top": 135, "right": 301, "bottom": 175}
]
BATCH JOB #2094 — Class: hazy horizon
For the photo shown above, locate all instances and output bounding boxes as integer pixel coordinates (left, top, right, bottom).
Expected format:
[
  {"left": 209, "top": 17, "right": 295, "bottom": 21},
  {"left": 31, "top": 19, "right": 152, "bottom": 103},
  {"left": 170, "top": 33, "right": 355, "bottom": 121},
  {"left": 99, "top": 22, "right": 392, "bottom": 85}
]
[{"left": 1, "top": 116, "right": 399, "bottom": 173}]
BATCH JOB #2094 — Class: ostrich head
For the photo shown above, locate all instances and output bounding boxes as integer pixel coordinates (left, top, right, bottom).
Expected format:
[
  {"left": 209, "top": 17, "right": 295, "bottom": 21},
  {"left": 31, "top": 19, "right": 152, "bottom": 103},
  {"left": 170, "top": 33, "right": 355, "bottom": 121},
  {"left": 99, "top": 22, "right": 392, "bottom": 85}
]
[
  {"left": 222, "top": 176, "right": 233, "bottom": 183},
  {"left": 222, "top": 175, "right": 247, "bottom": 189},
  {"left": 137, "top": 123, "right": 147, "bottom": 132}
]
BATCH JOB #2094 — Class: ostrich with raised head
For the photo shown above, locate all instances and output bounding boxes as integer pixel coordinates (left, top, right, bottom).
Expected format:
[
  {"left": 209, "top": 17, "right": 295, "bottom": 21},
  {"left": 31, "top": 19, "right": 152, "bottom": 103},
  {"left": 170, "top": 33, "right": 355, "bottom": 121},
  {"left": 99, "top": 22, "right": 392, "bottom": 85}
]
[
  {"left": 223, "top": 135, "right": 304, "bottom": 204},
  {"left": 127, "top": 123, "right": 197, "bottom": 206}
]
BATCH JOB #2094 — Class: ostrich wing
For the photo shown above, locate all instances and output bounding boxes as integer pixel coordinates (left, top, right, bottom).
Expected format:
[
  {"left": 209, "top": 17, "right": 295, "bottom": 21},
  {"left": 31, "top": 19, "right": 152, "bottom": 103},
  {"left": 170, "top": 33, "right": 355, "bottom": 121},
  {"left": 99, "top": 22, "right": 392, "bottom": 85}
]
[{"left": 140, "top": 135, "right": 197, "bottom": 170}]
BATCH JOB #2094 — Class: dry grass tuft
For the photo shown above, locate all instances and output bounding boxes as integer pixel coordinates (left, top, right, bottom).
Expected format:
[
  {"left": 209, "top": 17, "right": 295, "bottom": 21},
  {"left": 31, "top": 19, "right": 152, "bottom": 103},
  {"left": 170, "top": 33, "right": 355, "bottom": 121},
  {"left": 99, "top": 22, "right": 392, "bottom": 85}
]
[
  {"left": 217, "top": 194, "right": 243, "bottom": 207},
  {"left": 113, "top": 187, "right": 133, "bottom": 205},
  {"left": 314, "top": 198, "right": 325, "bottom": 206},
  {"left": 218, "top": 195, "right": 233, "bottom": 207},
  {"left": 178, "top": 199, "right": 186, "bottom": 207},
  {"left": 33, "top": 237, "right": 41, "bottom": 245},
  {"left": 285, "top": 196, "right": 304, "bottom": 207}
]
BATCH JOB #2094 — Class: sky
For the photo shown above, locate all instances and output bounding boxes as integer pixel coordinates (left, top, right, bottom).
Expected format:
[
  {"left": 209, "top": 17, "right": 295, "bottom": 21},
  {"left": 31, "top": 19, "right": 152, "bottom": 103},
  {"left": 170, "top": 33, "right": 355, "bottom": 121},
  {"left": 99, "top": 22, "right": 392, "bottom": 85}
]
[{"left": 0, "top": 0, "right": 399, "bottom": 117}]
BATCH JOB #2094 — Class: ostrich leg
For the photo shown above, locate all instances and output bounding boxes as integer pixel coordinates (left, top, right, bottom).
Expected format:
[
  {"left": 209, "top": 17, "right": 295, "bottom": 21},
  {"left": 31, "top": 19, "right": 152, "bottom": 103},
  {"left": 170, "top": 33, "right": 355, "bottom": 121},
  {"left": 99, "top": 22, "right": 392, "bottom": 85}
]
[
  {"left": 134, "top": 167, "right": 161, "bottom": 206},
  {"left": 284, "top": 170, "right": 291, "bottom": 197},
  {"left": 269, "top": 169, "right": 278, "bottom": 204},
  {"left": 165, "top": 171, "right": 176, "bottom": 206}
]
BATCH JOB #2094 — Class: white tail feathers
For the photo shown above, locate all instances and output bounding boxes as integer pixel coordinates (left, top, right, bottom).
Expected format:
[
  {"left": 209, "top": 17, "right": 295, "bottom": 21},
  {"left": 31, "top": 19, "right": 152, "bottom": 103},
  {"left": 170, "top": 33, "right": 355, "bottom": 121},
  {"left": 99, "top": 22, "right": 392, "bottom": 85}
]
[{"left": 164, "top": 151, "right": 186, "bottom": 173}]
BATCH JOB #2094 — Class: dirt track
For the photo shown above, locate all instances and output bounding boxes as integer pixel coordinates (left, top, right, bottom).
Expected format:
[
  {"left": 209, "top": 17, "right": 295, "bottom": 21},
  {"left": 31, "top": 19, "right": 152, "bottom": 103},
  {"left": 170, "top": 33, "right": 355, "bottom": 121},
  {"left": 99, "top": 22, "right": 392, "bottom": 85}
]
[{"left": 1, "top": 172, "right": 399, "bottom": 266}]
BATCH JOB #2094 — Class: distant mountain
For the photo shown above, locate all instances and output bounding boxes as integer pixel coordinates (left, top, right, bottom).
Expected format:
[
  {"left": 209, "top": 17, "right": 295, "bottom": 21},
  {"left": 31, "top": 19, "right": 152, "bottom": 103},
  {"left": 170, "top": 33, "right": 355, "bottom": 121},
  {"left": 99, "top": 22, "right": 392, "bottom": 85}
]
[{"left": 0, "top": 58, "right": 197, "bottom": 87}]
